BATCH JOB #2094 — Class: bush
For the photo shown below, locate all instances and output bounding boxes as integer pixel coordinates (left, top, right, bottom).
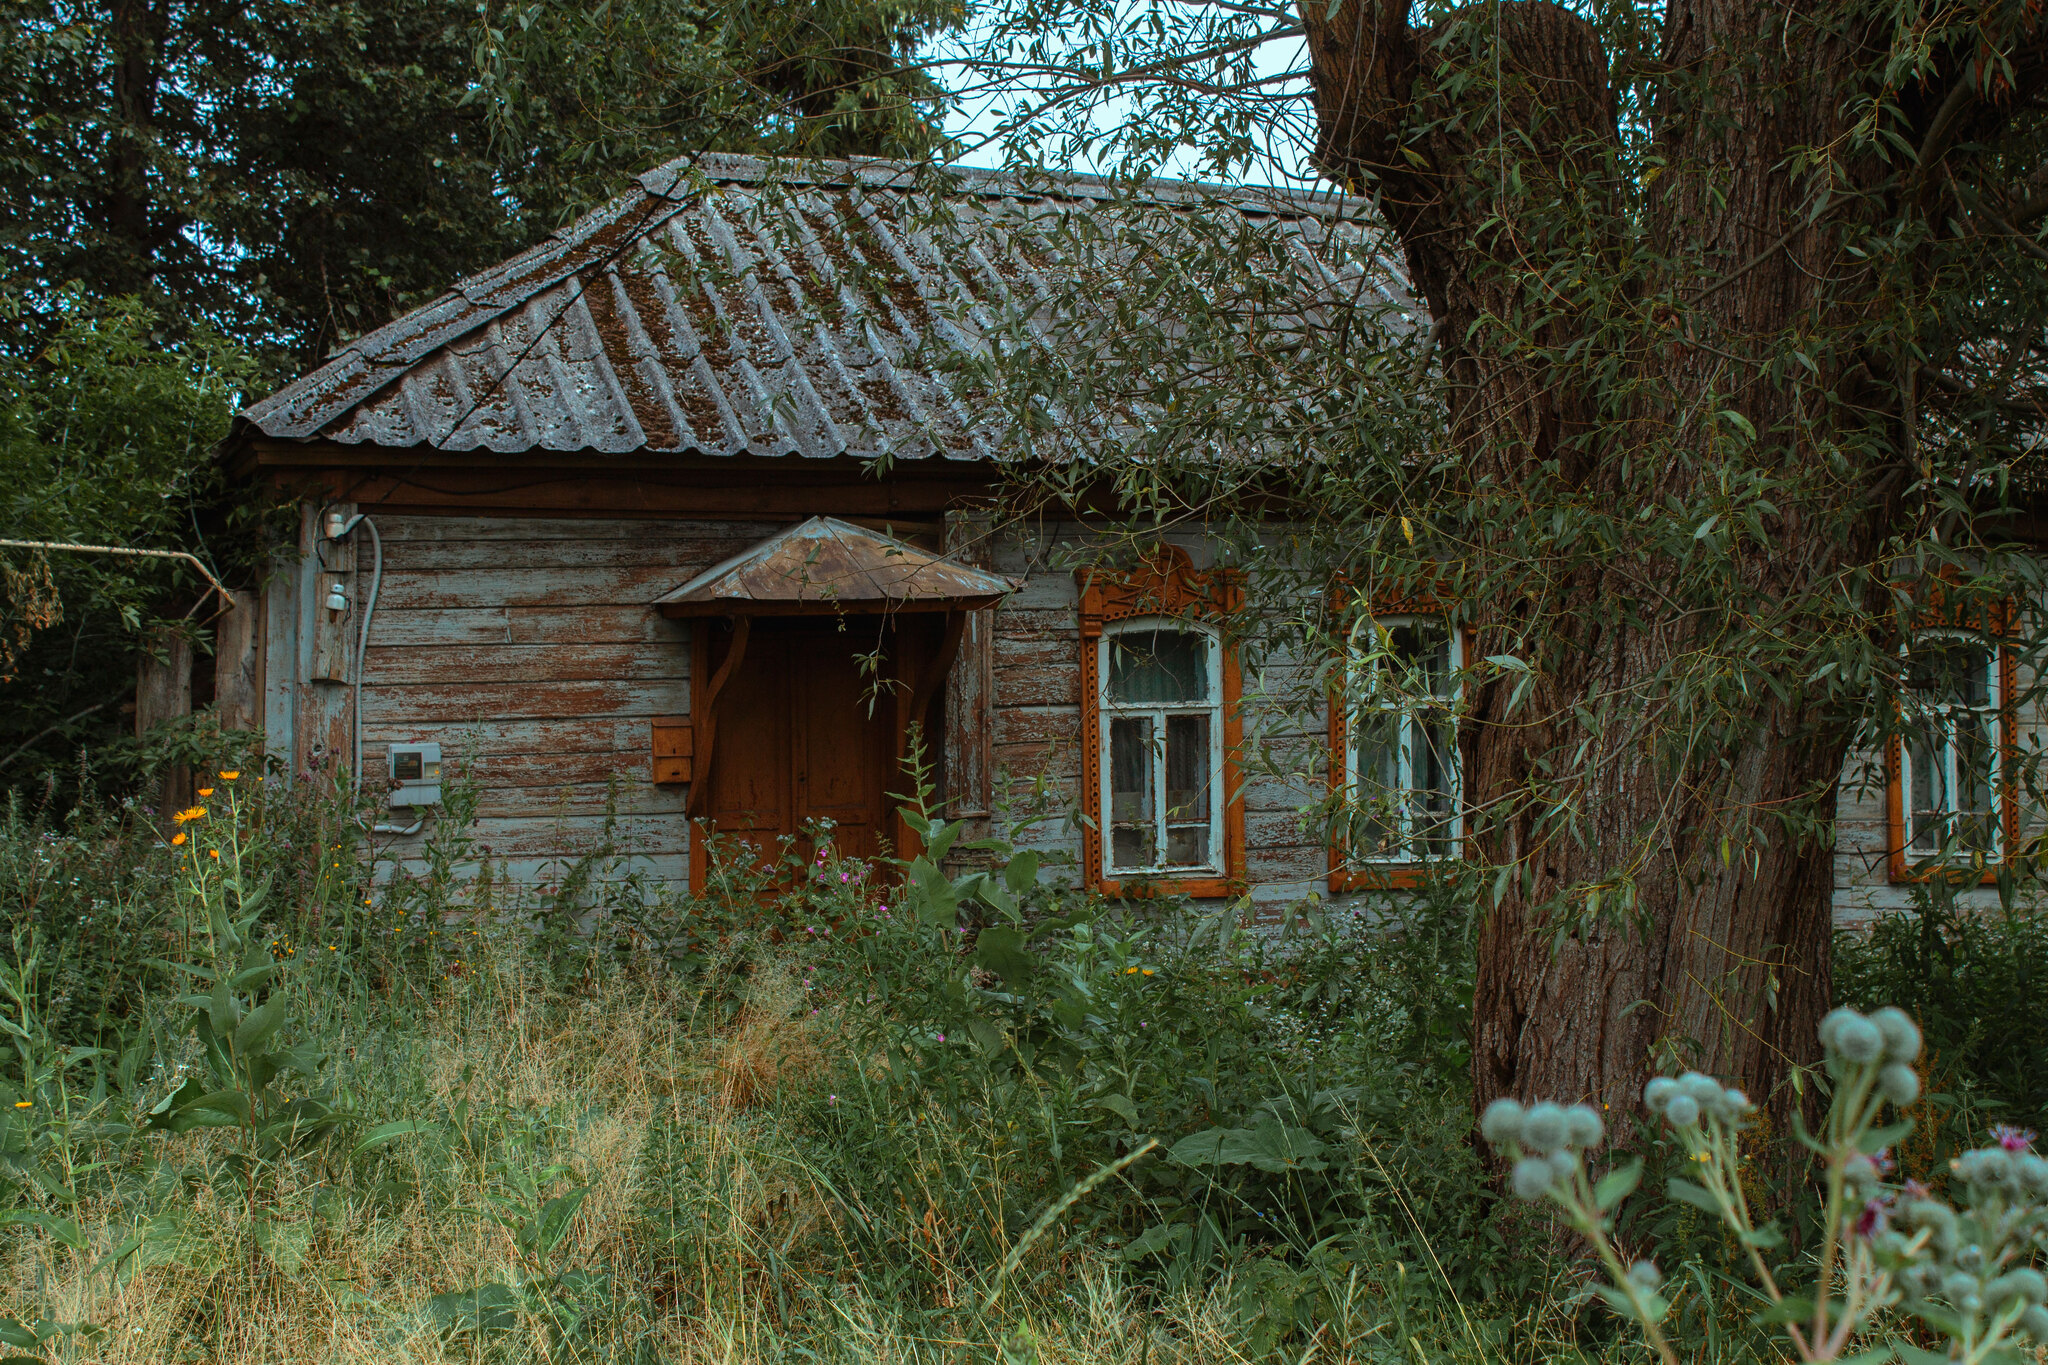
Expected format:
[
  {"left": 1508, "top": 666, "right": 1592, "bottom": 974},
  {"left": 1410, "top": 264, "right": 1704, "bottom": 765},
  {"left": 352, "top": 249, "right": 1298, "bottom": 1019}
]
[{"left": 1835, "top": 882, "right": 2048, "bottom": 1146}]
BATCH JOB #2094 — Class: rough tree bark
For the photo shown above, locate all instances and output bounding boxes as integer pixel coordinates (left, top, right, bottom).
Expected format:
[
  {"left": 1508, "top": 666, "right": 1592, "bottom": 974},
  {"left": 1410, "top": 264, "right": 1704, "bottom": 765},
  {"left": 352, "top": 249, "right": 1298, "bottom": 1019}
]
[{"left": 1297, "top": 0, "right": 2048, "bottom": 1129}]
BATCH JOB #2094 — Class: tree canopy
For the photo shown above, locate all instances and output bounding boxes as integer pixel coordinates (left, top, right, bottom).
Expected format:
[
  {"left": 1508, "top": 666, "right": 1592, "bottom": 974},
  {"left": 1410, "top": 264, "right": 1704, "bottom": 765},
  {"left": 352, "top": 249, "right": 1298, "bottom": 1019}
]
[
  {"left": 931, "top": 0, "right": 2048, "bottom": 1120},
  {"left": 0, "top": 0, "right": 956, "bottom": 367}
]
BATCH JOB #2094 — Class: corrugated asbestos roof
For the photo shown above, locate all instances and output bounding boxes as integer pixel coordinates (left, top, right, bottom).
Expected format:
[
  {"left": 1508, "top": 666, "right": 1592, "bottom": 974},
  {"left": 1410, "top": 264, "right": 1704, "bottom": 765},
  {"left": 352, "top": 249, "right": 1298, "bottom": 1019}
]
[
  {"left": 654, "top": 517, "right": 1016, "bottom": 614},
  {"left": 232, "top": 154, "right": 1415, "bottom": 462}
]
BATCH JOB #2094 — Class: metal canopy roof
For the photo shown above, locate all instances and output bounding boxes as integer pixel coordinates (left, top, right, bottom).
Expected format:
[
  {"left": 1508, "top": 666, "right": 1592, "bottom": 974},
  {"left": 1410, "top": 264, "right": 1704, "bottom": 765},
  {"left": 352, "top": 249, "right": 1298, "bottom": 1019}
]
[
  {"left": 653, "top": 516, "right": 1016, "bottom": 616},
  {"left": 230, "top": 154, "right": 1414, "bottom": 464}
]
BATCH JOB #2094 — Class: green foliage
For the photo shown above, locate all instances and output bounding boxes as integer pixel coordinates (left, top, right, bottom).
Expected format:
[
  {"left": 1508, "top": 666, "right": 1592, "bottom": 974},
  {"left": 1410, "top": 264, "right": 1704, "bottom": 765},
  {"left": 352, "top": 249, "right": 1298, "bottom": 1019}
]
[
  {"left": 1836, "top": 885, "right": 2048, "bottom": 1141},
  {"left": 0, "top": 0, "right": 958, "bottom": 366},
  {"left": 1494, "top": 1005, "right": 2048, "bottom": 1365},
  {"left": 0, "top": 292, "right": 263, "bottom": 796},
  {"left": 0, "top": 766, "right": 2043, "bottom": 1360},
  {"left": 140, "top": 785, "right": 345, "bottom": 1160}
]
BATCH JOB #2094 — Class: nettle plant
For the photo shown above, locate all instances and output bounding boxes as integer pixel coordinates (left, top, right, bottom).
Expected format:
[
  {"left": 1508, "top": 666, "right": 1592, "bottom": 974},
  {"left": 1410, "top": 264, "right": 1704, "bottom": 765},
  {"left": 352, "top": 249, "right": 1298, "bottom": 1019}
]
[{"left": 1483, "top": 1005, "right": 2048, "bottom": 1365}]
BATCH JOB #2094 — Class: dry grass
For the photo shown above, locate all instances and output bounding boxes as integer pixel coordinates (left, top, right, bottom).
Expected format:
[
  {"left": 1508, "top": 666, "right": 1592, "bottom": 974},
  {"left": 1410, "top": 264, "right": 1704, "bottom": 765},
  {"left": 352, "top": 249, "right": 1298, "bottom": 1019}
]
[
  {"left": 706, "top": 963, "right": 826, "bottom": 1111},
  {"left": 0, "top": 952, "right": 1320, "bottom": 1365}
]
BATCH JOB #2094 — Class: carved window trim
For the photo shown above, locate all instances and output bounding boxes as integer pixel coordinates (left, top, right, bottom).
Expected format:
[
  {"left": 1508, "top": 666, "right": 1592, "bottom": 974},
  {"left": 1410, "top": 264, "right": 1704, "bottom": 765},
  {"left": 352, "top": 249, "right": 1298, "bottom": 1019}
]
[
  {"left": 1076, "top": 547, "right": 1246, "bottom": 897},
  {"left": 1885, "top": 599, "right": 2020, "bottom": 885}
]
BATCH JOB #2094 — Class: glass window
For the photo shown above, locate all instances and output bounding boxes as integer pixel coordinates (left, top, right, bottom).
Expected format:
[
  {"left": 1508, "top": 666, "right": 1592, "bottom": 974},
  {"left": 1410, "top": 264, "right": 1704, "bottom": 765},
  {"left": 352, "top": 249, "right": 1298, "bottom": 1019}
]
[
  {"left": 1344, "top": 615, "right": 1461, "bottom": 863},
  {"left": 1900, "top": 634, "right": 2003, "bottom": 860},
  {"left": 1100, "top": 625, "right": 1223, "bottom": 876}
]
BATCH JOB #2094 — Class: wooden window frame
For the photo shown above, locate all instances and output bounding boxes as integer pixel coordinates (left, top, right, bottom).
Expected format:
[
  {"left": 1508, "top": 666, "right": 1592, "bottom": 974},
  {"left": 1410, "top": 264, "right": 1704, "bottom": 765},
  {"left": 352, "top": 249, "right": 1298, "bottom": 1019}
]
[
  {"left": 1885, "top": 603, "right": 2020, "bottom": 885},
  {"left": 1077, "top": 547, "right": 1245, "bottom": 897},
  {"left": 1327, "top": 600, "right": 1475, "bottom": 893}
]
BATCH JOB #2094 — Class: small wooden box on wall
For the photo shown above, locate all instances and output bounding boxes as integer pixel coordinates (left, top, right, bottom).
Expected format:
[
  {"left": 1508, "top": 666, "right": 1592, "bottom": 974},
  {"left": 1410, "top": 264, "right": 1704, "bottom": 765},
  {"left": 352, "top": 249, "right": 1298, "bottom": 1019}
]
[{"left": 650, "top": 718, "right": 693, "bottom": 784}]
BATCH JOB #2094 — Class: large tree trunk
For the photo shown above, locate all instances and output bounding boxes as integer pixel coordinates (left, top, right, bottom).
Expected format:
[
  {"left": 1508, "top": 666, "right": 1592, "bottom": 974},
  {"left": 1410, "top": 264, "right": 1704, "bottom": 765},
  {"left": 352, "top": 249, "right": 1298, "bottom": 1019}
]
[{"left": 1296, "top": 0, "right": 2042, "bottom": 1126}]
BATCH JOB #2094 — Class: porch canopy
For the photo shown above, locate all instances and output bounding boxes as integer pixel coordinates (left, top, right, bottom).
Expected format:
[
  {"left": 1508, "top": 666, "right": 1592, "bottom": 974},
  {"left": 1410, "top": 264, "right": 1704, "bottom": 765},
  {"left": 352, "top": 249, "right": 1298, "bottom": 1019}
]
[{"left": 653, "top": 516, "right": 1013, "bottom": 617}]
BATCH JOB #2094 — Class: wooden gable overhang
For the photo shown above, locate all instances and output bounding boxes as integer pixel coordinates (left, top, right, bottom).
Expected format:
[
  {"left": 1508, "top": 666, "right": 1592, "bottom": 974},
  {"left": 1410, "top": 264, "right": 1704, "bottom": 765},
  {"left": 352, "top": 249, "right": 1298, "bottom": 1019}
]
[{"left": 653, "top": 516, "right": 1013, "bottom": 617}]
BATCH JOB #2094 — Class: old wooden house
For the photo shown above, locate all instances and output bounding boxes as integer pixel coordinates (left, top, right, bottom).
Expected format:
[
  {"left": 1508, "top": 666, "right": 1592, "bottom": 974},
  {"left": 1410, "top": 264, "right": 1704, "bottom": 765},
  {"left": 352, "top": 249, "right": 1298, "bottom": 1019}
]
[{"left": 210, "top": 154, "right": 2041, "bottom": 921}]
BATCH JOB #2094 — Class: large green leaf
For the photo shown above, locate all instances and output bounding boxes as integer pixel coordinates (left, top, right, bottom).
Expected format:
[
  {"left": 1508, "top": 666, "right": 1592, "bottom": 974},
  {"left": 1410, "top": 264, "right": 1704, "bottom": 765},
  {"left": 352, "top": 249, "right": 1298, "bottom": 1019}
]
[
  {"left": 426, "top": 1283, "right": 522, "bottom": 1337},
  {"left": 974, "top": 926, "right": 1035, "bottom": 983}
]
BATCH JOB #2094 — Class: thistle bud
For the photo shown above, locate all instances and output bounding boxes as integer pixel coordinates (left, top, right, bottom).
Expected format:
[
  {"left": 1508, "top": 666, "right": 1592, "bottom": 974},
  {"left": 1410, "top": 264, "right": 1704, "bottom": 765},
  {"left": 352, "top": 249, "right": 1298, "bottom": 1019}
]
[
  {"left": 1664, "top": 1095, "right": 1700, "bottom": 1128},
  {"left": 1901, "top": 1200, "right": 1957, "bottom": 1255},
  {"left": 2024, "top": 1306, "right": 2048, "bottom": 1342},
  {"left": 1480, "top": 1098, "right": 1526, "bottom": 1147},
  {"left": 1512, "top": 1156, "right": 1556, "bottom": 1201},
  {"left": 1974, "top": 1150, "right": 2015, "bottom": 1190},
  {"left": 1711, "top": 1087, "right": 1753, "bottom": 1124},
  {"left": 1565, "top": 1105, "right": 1604, "bottom": 1149},
  {"left": 1870, "top": 1006, "right": 1923, "bottom": 1064},
  {"left": 1679, "top": 1072, "right": 1723, "bottom": 1107},
  {"left": 1644, "top": 1077, "right": 1678, "bottom": 1113},
  {"left": 1626, "top": 1260, "right": 1663, "bottom": 1291},
  {"left": 1819, "top": 1006, "right": 1861, "bottom": 1052},
  {"left": 1944, "top": 1271, "right": 1980, "bottom": 1305},
  {"left": 1521, "top": 1102, "right": 1569, "bottom": 1154},
  {"left": 1844, "top": 1154, "right": 1880, "bottom": 1194},
  {"left": 1835, "top": 1017, "right": 1885, "bottom": 1065},
  {"left": 2020, "top": 1154, "right": 2048, "bottom": 1197},
  {"left": 1878, "top": 1063, "right": 1920, "bottom": 1107},
  {"left": 1549, "top": 1149, "right": 1579, "bottom": 1183}
]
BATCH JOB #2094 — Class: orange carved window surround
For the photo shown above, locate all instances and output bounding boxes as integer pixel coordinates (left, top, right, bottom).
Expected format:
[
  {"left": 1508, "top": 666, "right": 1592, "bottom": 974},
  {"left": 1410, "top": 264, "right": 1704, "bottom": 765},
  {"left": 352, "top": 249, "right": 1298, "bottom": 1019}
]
[{"left": 1076, "top": 547, "right": 1246, "bottom": 898}]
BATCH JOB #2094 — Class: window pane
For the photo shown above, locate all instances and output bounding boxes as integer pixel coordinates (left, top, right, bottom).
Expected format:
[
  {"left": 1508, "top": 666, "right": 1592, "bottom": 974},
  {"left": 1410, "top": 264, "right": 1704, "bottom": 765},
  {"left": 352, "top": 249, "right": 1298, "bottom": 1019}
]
[
  {"left": 1108, "top": 630, "right": 1210, "bottom": 704},
  {"left": 1908, "top": 730, "right": 1946, "bottom": 853},
  {"left": 1957, "top": 711, "right": 1997, "bottom": 852},
  {"left": 1368, "top": 619, "right": 1453, "bottom": 700},
  {"left": 1905, "top": 639, "right": 1997, "bottom": 858},
  {"left": 1411, "top": 713, "right": 1457, "bottom": 854},
  {"left": 1109, "top": 716, "right": 1156, "bottom": 869},
  {"left": 1908, "top": 641, "right": 1992, "bottom": 708},
  {"left": 1349, "top": 709, "right": 1403, "bottom": 857},
  {"left": 1164, "top": 713, "right": 1212, "bottom": 867}
]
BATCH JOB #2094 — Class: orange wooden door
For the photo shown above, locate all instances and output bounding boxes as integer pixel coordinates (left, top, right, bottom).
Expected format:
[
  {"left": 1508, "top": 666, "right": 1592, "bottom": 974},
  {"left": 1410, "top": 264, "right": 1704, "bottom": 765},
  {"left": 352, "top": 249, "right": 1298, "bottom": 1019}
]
[{"left": 697, "top": 621, "right": 894, "bottom": 885}]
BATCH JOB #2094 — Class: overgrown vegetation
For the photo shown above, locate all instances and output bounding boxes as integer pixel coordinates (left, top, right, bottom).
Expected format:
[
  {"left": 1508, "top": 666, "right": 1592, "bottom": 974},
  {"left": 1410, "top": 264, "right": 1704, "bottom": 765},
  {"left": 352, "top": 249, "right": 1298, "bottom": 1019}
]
[{"left": 0, "top": 758, "right": 2038, "bottom": 1362}]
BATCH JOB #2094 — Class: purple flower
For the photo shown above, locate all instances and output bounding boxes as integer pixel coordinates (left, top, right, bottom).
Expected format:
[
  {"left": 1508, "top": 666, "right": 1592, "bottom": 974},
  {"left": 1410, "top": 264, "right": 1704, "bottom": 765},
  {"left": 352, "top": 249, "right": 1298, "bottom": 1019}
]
[
  {"left": 937, "top": 1033, "right": 946, "bottom": 1043},
  {"left": 1855, "top": 1197, "right": 1889, "bottom": 1238},
  {"left": 1994, "top": 1124, "right": 2037, "bottom": 1153}
]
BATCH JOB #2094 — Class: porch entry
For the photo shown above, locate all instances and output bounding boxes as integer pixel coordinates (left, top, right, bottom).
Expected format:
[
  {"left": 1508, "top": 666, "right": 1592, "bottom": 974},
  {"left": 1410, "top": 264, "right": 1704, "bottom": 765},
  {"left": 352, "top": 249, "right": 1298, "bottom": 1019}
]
[
  {"left": 653, "top": 516, "right": 1014, "bottom": 893},
  {"left": 691, "top": 617, "right": 905, "bottom": 882}
]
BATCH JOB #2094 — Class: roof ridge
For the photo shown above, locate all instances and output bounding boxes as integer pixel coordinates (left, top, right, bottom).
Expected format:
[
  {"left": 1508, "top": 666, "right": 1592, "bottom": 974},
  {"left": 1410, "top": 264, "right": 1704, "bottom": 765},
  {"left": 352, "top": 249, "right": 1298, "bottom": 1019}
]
[{"left": 644, "top": 152, "right": 1371, "bottom": 219}]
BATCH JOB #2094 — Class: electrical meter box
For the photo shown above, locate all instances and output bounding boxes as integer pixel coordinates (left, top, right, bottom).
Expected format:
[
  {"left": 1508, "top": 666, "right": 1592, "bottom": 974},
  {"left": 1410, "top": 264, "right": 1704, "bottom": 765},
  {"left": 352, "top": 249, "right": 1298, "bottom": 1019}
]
[{"left": 386, "top": 742, "right": 442, "bottom": 808}]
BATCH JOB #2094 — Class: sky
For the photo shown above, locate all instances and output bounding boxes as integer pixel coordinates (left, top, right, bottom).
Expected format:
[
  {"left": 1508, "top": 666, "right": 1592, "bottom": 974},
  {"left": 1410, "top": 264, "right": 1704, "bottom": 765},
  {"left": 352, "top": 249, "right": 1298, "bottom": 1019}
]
[{"left": 928, "top": 6, "right": 1323, "bottom": 191}]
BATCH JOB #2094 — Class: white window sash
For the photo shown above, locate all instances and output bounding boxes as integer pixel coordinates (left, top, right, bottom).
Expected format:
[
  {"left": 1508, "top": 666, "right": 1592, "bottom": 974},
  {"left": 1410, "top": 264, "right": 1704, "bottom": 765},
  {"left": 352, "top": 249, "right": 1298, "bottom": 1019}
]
[
  {"left": 1899, "top": 632, "right": 2003, "bottom": 860},
  {"left": 1344, "top": 615, "right": 1463, "bottom": 865},
  {"left": 1098, "top": 620, "right": 1226, "bottom": 878}
]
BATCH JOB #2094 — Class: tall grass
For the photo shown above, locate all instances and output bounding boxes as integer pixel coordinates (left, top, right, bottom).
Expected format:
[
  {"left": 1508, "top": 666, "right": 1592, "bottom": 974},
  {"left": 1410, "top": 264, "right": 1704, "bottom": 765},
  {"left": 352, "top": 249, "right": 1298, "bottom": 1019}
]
[{"left": 0, "top": 765, "right": 2035, "bottom": 1364}]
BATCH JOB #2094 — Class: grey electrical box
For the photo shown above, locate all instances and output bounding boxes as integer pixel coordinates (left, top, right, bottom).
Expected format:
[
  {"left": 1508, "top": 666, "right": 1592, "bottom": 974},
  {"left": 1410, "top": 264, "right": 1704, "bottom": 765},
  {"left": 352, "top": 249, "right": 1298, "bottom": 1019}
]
[{"left": 386, "top": 742, "right": 442, "bottom": 808}]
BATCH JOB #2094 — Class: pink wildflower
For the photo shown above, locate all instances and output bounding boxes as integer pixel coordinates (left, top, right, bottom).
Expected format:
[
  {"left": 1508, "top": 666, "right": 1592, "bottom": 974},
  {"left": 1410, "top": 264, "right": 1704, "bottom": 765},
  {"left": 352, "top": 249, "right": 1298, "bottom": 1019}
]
[{"left": 1993, "top": 1125, "right": 2037, "bottom": 1153}]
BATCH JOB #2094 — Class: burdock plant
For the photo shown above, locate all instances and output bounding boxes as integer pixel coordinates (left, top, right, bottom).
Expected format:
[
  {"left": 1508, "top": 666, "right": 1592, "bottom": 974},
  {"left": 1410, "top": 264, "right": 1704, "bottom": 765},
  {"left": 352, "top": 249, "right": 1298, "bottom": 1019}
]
[{"left": 1483, "top": 1006, "right": 2048, "bottom": 1365}]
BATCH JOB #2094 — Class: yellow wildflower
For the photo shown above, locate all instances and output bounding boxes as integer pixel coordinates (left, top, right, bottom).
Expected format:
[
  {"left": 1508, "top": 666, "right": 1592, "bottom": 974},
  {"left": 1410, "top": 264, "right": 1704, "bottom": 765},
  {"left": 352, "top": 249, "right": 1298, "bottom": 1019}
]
[
  {"left": 170, "top": 832, "right": 187, "bottom": 846},
  {"left": 13, "top": 1101, "right": 30, "bottom": 1109},
  {"left": 219, "top": 770, "right": 240, "bottom": 780},
  {"left": 196, "top": 787, "right": 213, "bottom": 797},
  {"left": 209, "top": 849, "right": 221, "bottom": 861},
  {"left": 173, "top": 806, "right": 207, "bottom": 823}
]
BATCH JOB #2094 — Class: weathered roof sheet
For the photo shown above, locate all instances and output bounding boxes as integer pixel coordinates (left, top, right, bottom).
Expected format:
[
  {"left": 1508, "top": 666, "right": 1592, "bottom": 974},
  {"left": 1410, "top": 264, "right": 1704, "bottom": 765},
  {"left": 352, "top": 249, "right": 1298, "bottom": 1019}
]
[
  {"left": 232, "top": 153, "right": 1414, "bottom": 462},
  {"left": 654, "top": 516, "right": 1015, "bottom": 614}
]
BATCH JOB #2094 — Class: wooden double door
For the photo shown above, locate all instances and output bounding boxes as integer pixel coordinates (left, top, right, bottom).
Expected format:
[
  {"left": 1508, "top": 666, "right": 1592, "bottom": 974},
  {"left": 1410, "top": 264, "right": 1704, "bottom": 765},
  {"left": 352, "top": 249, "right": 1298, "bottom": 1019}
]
[{"left": 692, "top": 618, "right": 904, "bottom": 885}]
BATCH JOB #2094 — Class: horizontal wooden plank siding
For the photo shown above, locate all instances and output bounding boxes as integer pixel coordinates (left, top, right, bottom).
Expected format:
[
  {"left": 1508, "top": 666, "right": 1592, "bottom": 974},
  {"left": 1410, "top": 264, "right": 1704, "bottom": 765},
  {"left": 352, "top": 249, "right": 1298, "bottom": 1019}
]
[{"left": 339, "top": 511, "right": 732, "bottom": 885}]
